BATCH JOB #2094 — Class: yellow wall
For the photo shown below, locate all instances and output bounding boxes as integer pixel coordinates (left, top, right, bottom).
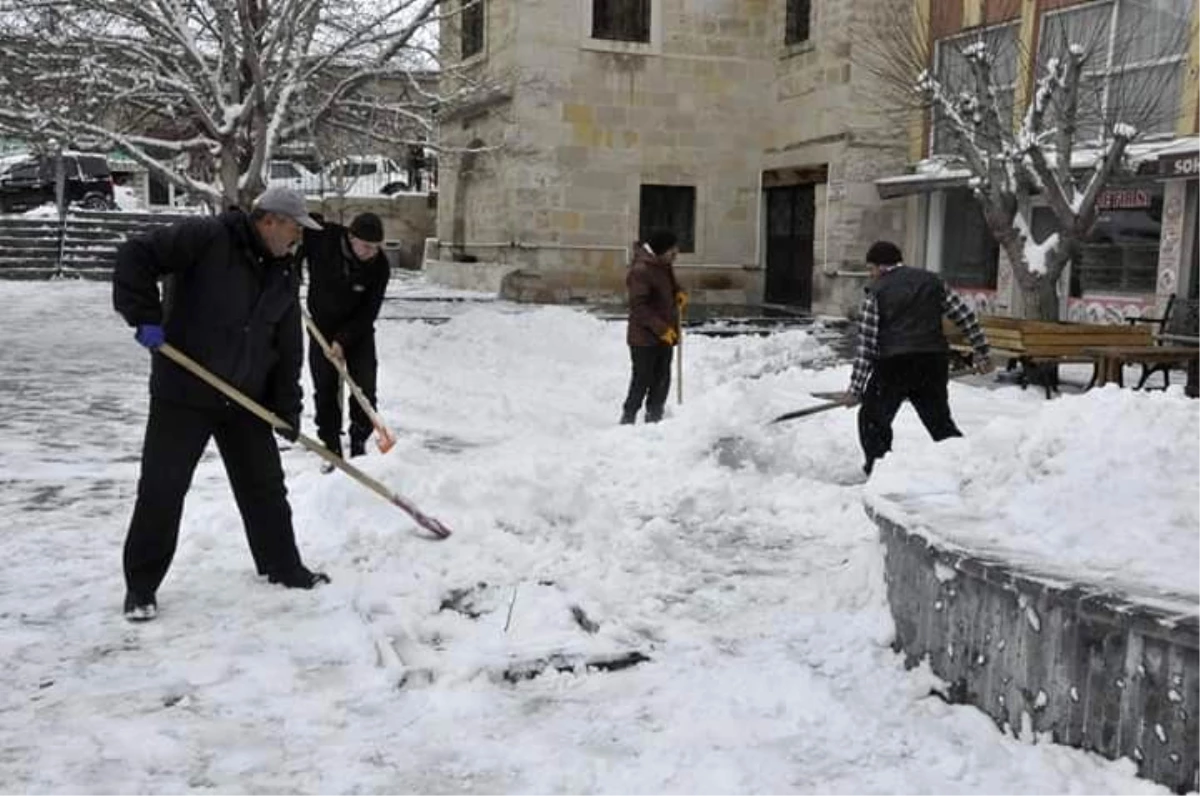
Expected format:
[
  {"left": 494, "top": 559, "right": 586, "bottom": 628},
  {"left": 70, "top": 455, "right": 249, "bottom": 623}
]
[{"left": 1180, "top": 7, "right": 1199, "bottom": 135}]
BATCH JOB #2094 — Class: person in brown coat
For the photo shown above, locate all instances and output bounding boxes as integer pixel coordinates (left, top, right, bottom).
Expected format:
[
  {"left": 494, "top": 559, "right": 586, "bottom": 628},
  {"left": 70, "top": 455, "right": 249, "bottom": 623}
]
[{"left": 621, "top": 229, "right": 687, "bottom": 424}]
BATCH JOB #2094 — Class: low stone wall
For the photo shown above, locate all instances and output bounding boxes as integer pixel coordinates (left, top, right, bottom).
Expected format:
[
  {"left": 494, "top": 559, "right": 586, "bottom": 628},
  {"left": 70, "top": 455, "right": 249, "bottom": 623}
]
[
  {"left": 421, "top": 239, "right": 764, "bottom": 305},
  {"left": 866, "top": 502, "right": 1199, "bottom": 794},
  {"left": 423, "top": 257, "right": 513, "bottom": 294},
  {"left": 307, "top": 194, "right": 435, "bottom": 267}
]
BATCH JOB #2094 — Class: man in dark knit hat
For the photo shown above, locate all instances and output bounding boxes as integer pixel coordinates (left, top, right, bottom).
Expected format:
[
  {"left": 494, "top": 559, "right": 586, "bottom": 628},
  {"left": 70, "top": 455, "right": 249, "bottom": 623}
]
[
  {"left": 302, "top": 212, "right": 391, "bottom": 461},
  {"left": 843, "top": 240, "right": 992, "bottom": 476}
]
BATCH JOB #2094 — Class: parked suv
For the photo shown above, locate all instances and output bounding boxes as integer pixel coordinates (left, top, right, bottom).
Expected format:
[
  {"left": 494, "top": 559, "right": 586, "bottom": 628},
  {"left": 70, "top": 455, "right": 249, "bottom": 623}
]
[{"left": 0, "top": 152, "right": 115, "bottom": 214}]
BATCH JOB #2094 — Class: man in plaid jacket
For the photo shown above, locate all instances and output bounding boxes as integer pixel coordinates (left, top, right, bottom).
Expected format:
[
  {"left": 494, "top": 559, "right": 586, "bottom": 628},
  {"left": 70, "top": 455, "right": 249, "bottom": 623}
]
[{"left": 843, "top": 241, "right": 992, "bottom": 476}]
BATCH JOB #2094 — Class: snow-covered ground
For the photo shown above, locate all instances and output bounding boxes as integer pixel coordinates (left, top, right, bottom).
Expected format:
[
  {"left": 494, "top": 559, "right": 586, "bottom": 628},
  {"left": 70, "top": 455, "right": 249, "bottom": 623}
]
[{"left": 0, "top": 277, "right": 1189, "bottom": 794}]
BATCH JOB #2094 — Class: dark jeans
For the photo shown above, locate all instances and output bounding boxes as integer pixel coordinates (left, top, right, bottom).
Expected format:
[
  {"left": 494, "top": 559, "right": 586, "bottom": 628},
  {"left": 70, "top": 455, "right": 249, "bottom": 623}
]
[
  {"left": 309, "top": 336, "right": 378, "bottom": 456},
  {"left": 123, "top": 398, "right": 303, "bottom": 598},
  {"left": 622, "top": 345, "right": 673, "bottom": 422},
  {"left": 858, "top": 353, "right": 962, "bottom": 469}
]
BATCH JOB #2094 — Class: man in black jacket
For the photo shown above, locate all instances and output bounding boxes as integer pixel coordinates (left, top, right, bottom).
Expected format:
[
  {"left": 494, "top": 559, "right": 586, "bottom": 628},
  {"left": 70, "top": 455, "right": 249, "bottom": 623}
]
[
  {"left": 844, "top": 241, "right": 993, "bottom": 477},
  {"left": 112, "top": 187, "right": 330, "bottom": 622},
  {"left": 302, "top": 212, "right": 391, "bottom": 460}
]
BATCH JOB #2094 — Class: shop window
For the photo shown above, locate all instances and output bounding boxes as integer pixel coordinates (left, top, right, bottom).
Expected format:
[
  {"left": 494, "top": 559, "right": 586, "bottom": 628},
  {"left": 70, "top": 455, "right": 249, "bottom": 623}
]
[
  {"left": 1076, "top": 183, "right": 1163, "bottom": 294},
  {"left": 930, "top": 22, "right": 1019, "bottom": 155},
  {"left": 639, "top": 185, "right": 695, "bottom": 253},
  {"left": 1017, "top": 187, "right": 1161, "bottom": 297},
  {"left": 1038, "top": 0, "right": 1190, "bottom": 141},
  {"left": 940, "top": 188, "right": 999, "bottom": 289}
]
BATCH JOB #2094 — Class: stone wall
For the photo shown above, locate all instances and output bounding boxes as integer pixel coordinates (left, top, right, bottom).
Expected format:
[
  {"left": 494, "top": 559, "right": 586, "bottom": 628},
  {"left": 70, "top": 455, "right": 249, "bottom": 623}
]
[
  {"left": 866, "top": 502, "right": 1199, "bottom": 795},
  {"left": 307, "top": 194, "right": 435, "bottom": 267}
]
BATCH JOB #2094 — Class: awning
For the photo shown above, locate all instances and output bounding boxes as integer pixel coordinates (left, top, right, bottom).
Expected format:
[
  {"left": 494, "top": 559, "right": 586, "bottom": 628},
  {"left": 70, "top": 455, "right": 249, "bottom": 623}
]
[
  {"left": 874, "top": 169, "right": 971, "bottom": 199},
  {"left": 1157, "top": 137, "right": 1199, "bottom": 179}
]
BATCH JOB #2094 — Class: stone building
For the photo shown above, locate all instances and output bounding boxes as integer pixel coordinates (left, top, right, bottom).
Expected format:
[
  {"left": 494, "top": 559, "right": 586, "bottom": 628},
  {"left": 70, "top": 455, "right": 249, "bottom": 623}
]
[{"left": 429, "top": 0, "right": 910, "bottom": 316}]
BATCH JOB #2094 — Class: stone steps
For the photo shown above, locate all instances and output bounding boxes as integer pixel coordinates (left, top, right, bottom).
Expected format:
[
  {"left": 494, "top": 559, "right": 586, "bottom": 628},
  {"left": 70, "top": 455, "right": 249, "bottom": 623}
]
[{"left": 0, "top": 211, "right": 194, "bottom": 278}]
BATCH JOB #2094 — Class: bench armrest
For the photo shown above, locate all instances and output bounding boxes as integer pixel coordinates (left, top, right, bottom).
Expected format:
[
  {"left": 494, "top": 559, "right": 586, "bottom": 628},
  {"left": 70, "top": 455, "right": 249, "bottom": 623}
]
[{"left": 1157, "top": 333, "right": 1200, "bottom": 346}]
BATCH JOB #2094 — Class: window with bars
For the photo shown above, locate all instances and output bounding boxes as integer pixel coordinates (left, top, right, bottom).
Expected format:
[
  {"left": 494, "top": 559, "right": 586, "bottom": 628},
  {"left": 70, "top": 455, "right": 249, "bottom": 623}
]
[
  {"left": 785, "top": 0, "right": 811, "bottom": 45},
  {"left": 461, "top": 0, "right": 484, "bottom": 59},
  {"left": 930, "top": 22, "right": 1019, "bottom": 155},
  {"left": 1037, "top": 0, "right": 1190, "bottom": 142},
  {"left": 592, "top": 0, "right": 651, "bottom": 43},
  {"left": 1077, "top": 182, "right": 1163, "bottom": 294},
  {"left": 639, "top": 185, "right": 695, "bottom": 253},
  {"left": 1013, "top": 182, "right": 1164, "bottom": 295}
]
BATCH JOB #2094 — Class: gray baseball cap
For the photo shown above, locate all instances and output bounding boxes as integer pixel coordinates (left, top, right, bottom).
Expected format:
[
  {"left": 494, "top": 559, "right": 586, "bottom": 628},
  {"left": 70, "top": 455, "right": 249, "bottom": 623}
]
[{"left": 253, "top": 187, "right": 323, "bottom": 230}]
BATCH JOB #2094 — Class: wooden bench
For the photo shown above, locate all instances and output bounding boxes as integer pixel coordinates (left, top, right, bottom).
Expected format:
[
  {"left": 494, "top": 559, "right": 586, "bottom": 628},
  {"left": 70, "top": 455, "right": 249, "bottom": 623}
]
[
  {"left": 1083, "top": 345, "right": 1200, "bottom": 389},
  {"left": 944, "top": 315, "right": 1153, "bottom": 398},
  {"left": 1124, "top": 294, "right": 1199, "bottom": 393}
]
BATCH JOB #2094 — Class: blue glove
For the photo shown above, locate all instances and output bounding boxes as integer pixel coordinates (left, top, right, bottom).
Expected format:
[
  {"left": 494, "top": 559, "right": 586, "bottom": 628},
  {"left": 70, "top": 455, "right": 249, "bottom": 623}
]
[{"left": 134, "top": 324, "right": 165, "bottom": 349}]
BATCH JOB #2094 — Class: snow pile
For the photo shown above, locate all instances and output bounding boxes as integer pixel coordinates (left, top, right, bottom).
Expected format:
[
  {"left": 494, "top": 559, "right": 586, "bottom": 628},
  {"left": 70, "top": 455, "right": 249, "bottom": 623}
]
[
  {"left": 867, "top": 386, "right": 1199, "bottom": 605},
  {"left": 113, "top": 184, "right": 145, "bottom": 211}
]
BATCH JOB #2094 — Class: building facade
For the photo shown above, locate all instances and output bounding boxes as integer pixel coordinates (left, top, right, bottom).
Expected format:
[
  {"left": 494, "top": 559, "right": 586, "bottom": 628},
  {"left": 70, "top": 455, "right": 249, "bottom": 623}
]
[
  {"left": 431, "top": 0, "right": 910, "bottom": 316},
  {"left": 877, "top": 0, "right": 1198, "bottom": 323}
]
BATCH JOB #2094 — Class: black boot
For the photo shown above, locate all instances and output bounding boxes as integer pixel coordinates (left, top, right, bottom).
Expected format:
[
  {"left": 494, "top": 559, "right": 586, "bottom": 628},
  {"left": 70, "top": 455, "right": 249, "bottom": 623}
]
[
  {"left": 619, "top": 411, "right": 636, "bottom": 425},
  {"left": 320, "top": 437, "right": 343, "bottom": 474},
  {"left": 349, "top": 438, "right": 366, "bottom": 458},
  {"left": 267, "top": 565, "right": 331, "bottom": 589},
  {"left": 123, "top": 591, "right": 158, "bottom": 622}
]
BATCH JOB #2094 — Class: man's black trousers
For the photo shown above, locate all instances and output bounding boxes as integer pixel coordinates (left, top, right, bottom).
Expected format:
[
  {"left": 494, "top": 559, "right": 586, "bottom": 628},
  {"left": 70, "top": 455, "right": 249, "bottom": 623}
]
[
  {"left": 124, "top": 398, "right": 303, "bottom": 598},
  {"left": 622, "top": 345, "right": 673, "bottom": 422},
  {"left": 857, "top": 352, "right": 962, "bottom": 469},
  {"left": 309, "top": 336, "right": 378, "bottom": 456}
]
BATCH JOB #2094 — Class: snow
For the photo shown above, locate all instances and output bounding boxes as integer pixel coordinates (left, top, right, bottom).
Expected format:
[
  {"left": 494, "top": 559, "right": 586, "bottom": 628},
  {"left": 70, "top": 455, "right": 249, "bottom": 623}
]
[
  {"left": 1014, "top": 212, "right": 1059, "bottom": 276},
  {"left": 962, "top": 41, "right": 987, "bottom": 60},
  {"left": 113, "top": 184, "right": 144, "bottom": 211},
  {"left": 0, "top": 277, "right": 1186, "bottom": 794},
  {"left": 1113, "top": 123, "right": 1139, "bottom": 140},
  {"left": 867, "top": 386, "right": 1199, "bottom": 610}
]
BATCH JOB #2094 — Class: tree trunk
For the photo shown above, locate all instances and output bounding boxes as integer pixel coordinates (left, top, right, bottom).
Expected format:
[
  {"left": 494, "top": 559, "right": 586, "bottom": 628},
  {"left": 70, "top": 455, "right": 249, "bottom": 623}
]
[
  {"left": 218, "top": 144, "right": 240, "bottom": 211},
  {"left": 1019, "top": 275, "right": 1061, "bottom": 321}
]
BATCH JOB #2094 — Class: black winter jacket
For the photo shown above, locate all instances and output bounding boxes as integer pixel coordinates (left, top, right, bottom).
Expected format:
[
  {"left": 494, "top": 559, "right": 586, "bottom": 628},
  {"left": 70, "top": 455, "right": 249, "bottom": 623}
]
[
  {"left": 112, "top": 211, "right": 303, "bottom": 420},
  {"left": 302, "top": 224, "right": 390, "bottom": 350}
]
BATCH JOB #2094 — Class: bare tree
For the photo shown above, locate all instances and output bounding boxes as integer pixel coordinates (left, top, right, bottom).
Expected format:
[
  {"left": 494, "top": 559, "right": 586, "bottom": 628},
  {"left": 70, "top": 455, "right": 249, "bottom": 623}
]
[
  {"left": 0, "top": 0, "right": 490, "bottom": 210},
  {"left": 857, "top": 0, "right": 1193, "bottom": 319}
]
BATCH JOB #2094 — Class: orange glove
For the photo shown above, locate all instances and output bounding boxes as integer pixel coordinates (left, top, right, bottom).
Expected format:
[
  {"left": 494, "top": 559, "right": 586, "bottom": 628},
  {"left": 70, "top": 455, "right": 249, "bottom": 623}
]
[{"left": 660, "top": 327, "right": 679, "bottom": 346}]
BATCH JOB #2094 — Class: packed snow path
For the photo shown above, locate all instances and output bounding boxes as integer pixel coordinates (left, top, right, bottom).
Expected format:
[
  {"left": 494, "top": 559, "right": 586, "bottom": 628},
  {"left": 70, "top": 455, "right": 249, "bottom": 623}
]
[{"left": 0, "top": 278, "right": 1174, "bottom": 794}]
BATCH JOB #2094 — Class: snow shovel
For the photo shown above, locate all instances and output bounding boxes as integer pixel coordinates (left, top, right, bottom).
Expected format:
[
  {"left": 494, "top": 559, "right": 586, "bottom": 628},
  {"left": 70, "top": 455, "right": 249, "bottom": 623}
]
[
  {"left": 769, "top": 399, "right": 847, "bottom": 424},
  {"left": 302, "top": 311, "right": 397, "bottom": 454},
  {"left": 770, "top": 368, "right": 978, "bottom": 425},
  {"left": 675, "top": 328, "right": 684, "bottom": 405},
  {"left": 157, "top": 343, "right": 451, "bottom": 539},
  {"left": 675, "top": 298, "right": 686, "bottom": 406}
]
